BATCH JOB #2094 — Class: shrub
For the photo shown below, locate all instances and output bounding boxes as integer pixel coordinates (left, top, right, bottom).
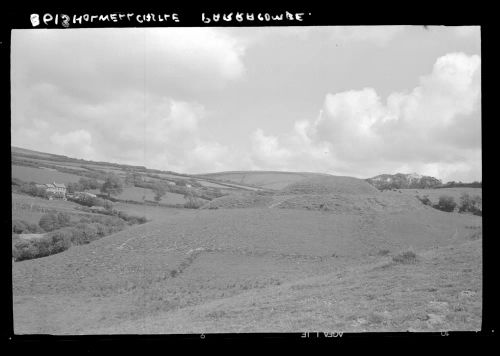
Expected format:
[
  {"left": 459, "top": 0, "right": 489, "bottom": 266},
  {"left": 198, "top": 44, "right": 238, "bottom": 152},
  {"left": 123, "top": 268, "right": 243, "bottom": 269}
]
[
  {"left": 93, "top": 223, "right": 113, "bottom": 237},
  {"left": 45, "top": 230, "right": 73, "bottom": 253},
  {"left": 18, "top": 183, "right": 48, "bottom": 198},
  {"left": 57, "top": 212, "right": 71, "bottom": 227},
  {"left": 184, "top": 191, "right": 203, "bottom": 209},
  {"left": 392, "top": 250, "right": 418, "bottom": 264},
  {"left": 12, "top": 239, "right": 40, "bottom": 261},
  {"left": 377, "top": 249, "right": 391, "bottom": 256},
  {"left": 416, "top": 195, "right": 432, "bottom": 206},
  {"left": 433, "top": 195, "right": 457, "bottom": 212},
  {"left": 100, "top": 173, "right": 124, "bottom": 198},
  {"left": 13, "top": 209, "right": 144, "bottom": 262},
  {"left": 459, "top": 193, "right": 482, "bottom": 215},
  {"left": 117, "top": 211, "right": 148, "bottom": 224},
  {"left": 184, "top": 199, "right": 204, "bottom": 209},
  {"left": 13, "top": 220, "right": 32, "bottom": 234},
  {"left": 12, "top": 219, "right": 43, "bottom": 234},
  {"left": 79, "top": 177, "right": 101, "bottom": 190},
  {"left": 39, "top": 213, "right": 60, "bottom": 232},
  {"left": 72, "top": 223, "right": 99, "bottom": 244}
]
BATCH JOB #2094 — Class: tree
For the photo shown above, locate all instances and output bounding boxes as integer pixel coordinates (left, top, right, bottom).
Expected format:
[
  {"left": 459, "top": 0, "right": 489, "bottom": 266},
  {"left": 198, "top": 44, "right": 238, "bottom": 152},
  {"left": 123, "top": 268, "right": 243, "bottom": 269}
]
[
  {"left": 66, "top": 182, "right": 82, "bottom": 194},
  {"left": 183, "top": 189, "right": 203, "bottom": 209},
  {"left": 100, "top": 174, "right": 124, "bottom": 198},
  {"left": 152, "top": 184, "right": 166, "bottom": 202},
  {"left": 79, "top": 177, "right": 100, "bottom": 190}
]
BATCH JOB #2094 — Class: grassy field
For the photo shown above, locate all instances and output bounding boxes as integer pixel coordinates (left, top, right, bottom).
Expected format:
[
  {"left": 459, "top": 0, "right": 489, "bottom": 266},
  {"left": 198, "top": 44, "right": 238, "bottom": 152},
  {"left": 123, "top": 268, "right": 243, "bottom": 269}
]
[
  {"left": 400, "top": 188, "right": 482, "bottom": 205},
  {"left": 12, "top": 193, "right": 112, "bottom": 227},
  {"left": 13, "top": 205, "right": 482, "bottom": 334},
  {"left": 86, "top": 239, "right": 482, "bottom": 333},
  {"left": 200, "top": 171, "right": 328, "bottom": 190},
  {"left": 12, "top": 165, "right": 84, "bottom": 184},
  {"left": 116, "top": 186, "right": 186, "bottom": 205}
]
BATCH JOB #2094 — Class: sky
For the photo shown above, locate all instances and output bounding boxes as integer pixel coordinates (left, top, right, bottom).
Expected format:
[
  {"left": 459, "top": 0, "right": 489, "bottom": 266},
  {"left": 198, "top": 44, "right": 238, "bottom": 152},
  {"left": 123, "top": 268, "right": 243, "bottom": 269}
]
[{"left": 11, "top": 26, "right": 481, "bottom": 182}]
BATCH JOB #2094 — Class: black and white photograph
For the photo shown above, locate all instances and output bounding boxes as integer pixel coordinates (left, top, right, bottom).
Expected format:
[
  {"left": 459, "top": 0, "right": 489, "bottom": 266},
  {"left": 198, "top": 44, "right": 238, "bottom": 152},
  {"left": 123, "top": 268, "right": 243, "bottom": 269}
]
[{"left": 9, "top": 19, "right": 483, "bottom": 335}]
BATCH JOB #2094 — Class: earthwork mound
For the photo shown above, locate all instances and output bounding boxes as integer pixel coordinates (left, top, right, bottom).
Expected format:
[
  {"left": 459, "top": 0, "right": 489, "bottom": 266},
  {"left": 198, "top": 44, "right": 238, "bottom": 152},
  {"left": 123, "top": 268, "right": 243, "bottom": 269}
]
[
  {"left": 201, "top": 193, "right": 274, "bottom": 209},
  {"left": 280, "top": 176, "right": 379, "bottom": 195}
]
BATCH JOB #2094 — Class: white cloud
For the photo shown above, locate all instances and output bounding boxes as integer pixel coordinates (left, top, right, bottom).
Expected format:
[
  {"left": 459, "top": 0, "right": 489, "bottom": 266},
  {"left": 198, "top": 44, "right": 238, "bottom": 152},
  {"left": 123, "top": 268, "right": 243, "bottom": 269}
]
[
  {"left": 50, "top": 129, "right": 95, "bottom": 158},
  {"left": 249, "top": 52, "right": 481, "bottom": 182},
  {"left": 12, "top": 28, "right": 246, "bottom": 103},
  {"left": 11, "top": 28, "right": 248, "bottom": 173}
]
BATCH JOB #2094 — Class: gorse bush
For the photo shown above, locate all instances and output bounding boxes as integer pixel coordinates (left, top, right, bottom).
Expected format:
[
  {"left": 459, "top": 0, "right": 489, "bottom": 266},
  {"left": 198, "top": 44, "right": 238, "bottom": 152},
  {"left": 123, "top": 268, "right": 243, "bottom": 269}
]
[
  {"left": 38, "top": 212, "right": 72, "bottom": 232},
  {"left": 458, "top": 193, "right": 482, "bottom": 215},
  {"left": 117, "top": 211, "right": 148, "bottom": 224},
  {"left": 13, "top": 210, "right": 146, "bottom": 261},
  {"left": 433, "top": 195, "right": 457, "bottom": 212},
  {"left": 416, "top": 195, "right": 432, "bottom": 206},
  {"left": 67, "top": 194, "right": 112, "bottom": 208},
  {"left": 17, "top": 183, "right": 48, "bottom": 198},
  {"left": 12, "top": 219, "right": 44, "bottom": 234},
  {"left": 392, "top": 249, "right": 418, "bottom": 264}
]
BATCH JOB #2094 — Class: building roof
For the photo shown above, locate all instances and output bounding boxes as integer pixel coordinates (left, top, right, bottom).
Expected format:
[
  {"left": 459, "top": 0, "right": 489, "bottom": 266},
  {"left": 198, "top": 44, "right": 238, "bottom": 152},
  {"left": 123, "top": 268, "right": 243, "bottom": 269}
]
[{"left": 53, "top": 182, "right": 66, "bottom": 188}]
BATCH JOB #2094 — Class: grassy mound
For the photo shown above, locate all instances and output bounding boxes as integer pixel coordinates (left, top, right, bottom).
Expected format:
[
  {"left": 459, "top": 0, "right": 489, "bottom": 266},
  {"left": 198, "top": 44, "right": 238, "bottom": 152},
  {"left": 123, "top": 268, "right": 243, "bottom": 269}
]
[
  {"left": 201, "top": 193, "right": 274, "bottom": 209},
  {"left": 280, "top": 176, "right": 379, "bottom": 195},
  {"left": 272, "top": 192, "right": 426, "bottom": 213},
  {"left": 200, "top": 171, "right": 328, "bottom": 190}
]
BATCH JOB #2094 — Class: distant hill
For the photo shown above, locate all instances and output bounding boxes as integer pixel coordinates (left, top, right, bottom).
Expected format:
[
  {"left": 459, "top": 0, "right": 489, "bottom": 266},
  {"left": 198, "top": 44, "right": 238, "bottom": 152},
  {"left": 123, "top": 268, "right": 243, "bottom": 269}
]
[
  {"left": 366, "top": 173, "right": 442, "bottom": 190},
  {"left": 434, "top": 181, "right": 482, "bottom": 189},
  {"left": 197, "top": 171, "right": 330, "bottom": 190}
]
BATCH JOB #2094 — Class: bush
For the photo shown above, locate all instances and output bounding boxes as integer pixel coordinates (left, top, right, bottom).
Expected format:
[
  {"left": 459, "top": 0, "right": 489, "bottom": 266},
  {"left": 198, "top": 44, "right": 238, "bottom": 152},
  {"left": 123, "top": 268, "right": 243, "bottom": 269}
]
[
  {"left": 57, "top": 212, "right": 71, "bottom": 227},
  {"left": 12, "top": 219, "right": 44, "bottom": 234},
  {"left": 12, "top": 239, "right": 40, "bottom": 261},
  {"left": 45, "top": 230, "right": 73, "bottom": 253},
  {"left": 117, "top": 211, "right": 148, "bottom": 224},
  {"left": 18, "top": 183, "right": 48, "bottom": 198},
  {"left": 12, "top": 220, "right": 29, "bottom": 234},
  {"left": 416, "top": 195, "right": 432, "bottom": 206},
  {"left": 79, "top": 177, "right": 101, "bottom": 190},
  {"left": 392, "top": 250, "right": 418, "bottom": 264},
  {"left": 100, "top": 173, "right": 124, "bottom": 198},
  {"left": 433, "top": 195, "right": 457, "bottom": 212},
  {"left": 13, "top": 209, "right": 145, "bottom": 261},
  {"left": 184, "top": 199, "right": 204, "bottom": 209},
  {"left": 72, "top": 223, "right": 99, "bottom": 245},
  {"left": 459, "top": 193, "right": 482, "bottom": 215},
  {"left": 39, "top": 213, "right": 60, "bottom": 232}
]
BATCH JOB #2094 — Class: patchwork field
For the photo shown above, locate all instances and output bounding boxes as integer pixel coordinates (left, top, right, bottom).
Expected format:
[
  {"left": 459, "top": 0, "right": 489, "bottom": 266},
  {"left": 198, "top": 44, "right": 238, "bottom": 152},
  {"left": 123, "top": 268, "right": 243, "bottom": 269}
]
[
  {"left": 12, "top": 165, "right": 83, "bottom": 184},
  {"left": 116, "top": 186, "right": 187, "bottom": 205}
]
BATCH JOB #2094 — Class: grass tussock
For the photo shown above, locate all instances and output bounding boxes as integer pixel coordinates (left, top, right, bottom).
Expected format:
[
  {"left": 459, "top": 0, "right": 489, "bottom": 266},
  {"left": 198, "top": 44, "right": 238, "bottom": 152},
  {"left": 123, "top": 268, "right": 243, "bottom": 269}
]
[{"left": 392, "top": 249, "right": 418, "bottom": 264}]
